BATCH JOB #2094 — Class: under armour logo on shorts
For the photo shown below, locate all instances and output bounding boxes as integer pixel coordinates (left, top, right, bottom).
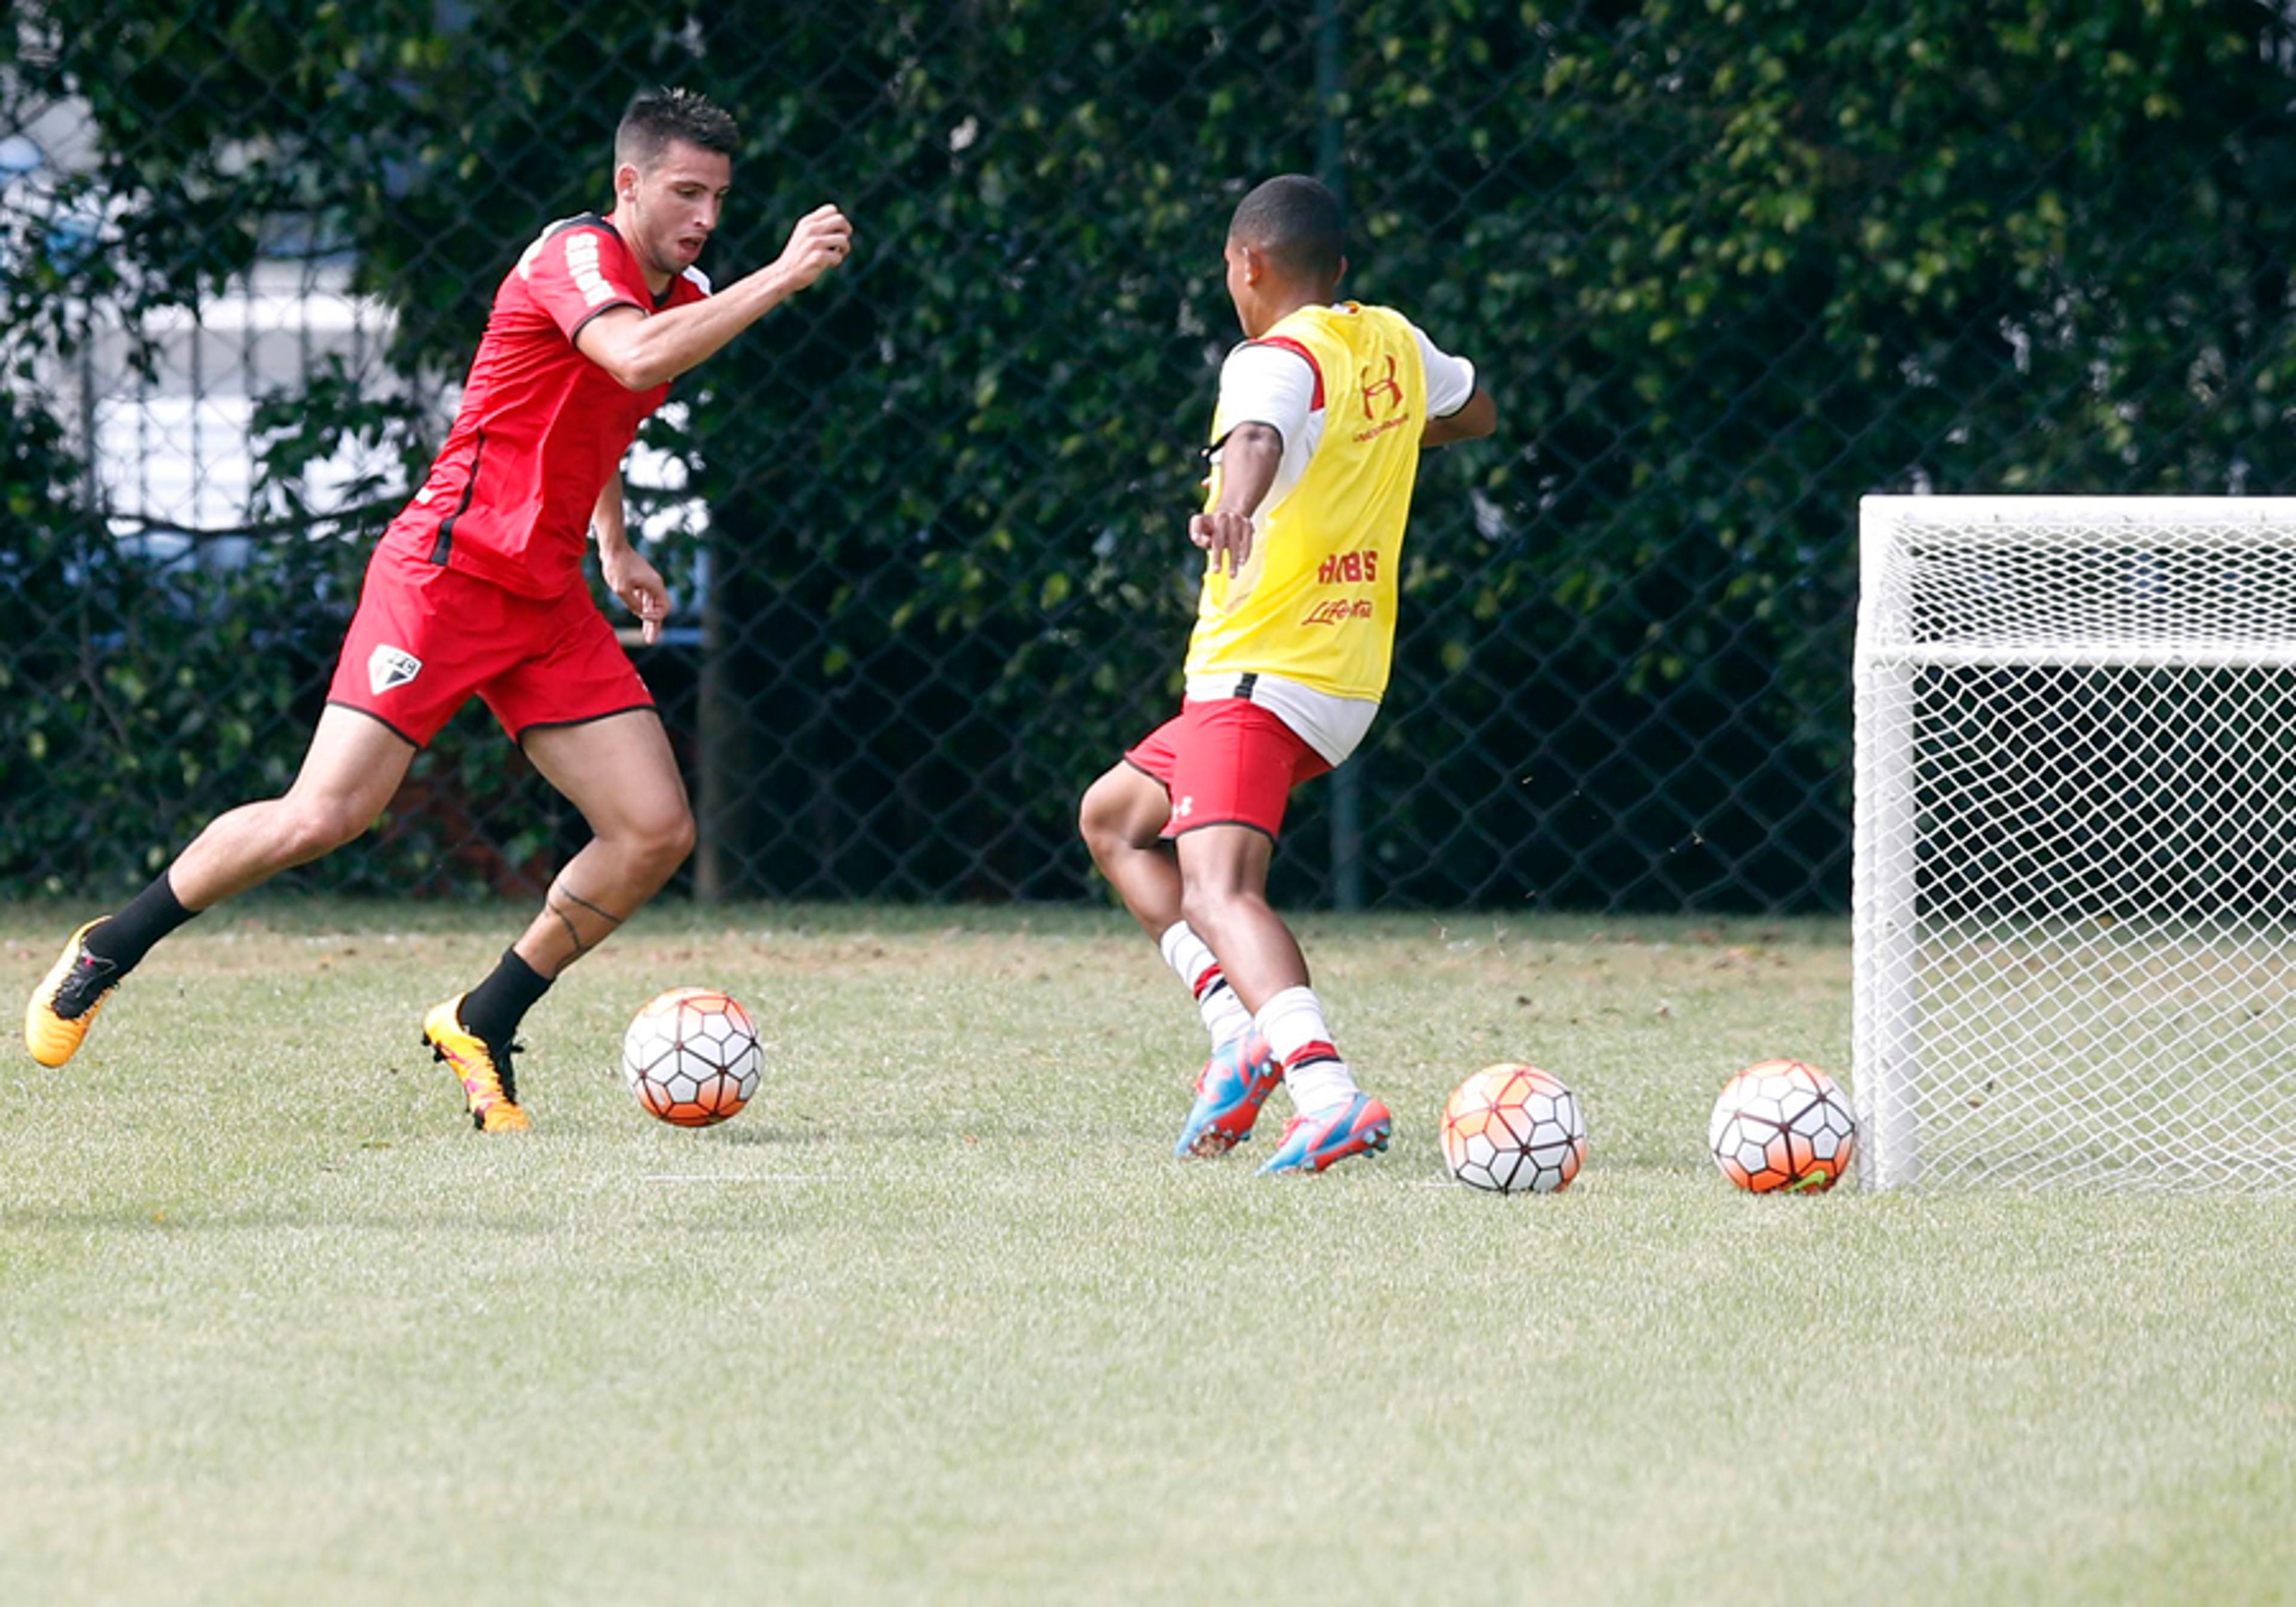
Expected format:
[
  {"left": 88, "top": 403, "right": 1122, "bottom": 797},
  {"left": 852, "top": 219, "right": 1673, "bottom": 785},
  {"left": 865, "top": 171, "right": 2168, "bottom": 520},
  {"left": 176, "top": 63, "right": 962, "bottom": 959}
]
[{"left": 369, "top": 646, "right": 422, "bottom": 695}]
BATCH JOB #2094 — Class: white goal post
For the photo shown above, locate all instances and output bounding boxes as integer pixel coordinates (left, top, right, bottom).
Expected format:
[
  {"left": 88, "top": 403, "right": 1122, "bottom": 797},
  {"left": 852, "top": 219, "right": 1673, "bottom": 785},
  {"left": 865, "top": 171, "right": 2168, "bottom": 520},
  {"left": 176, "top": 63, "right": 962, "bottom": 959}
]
[{"left": 1855, "top": 496, "right": 2296, "bottom": 1190}]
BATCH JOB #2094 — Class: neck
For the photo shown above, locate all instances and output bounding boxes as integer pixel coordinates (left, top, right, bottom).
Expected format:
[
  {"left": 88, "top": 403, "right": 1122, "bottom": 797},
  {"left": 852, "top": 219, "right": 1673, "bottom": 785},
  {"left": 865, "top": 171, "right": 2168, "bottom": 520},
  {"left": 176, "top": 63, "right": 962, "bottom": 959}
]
[
  {"left": 605, "top": 204, "right": 674, "bottom": 295},
  {"left": 1253, "top": 285, "right": 1330, "bottom": 338}
]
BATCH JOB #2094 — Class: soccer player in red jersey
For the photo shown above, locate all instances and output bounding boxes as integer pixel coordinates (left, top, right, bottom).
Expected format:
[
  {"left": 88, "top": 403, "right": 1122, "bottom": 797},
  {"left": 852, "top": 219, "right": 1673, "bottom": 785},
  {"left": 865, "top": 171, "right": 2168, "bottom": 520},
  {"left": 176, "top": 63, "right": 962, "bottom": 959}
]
[
  {"left": 1079, "top": 176, "right": 1495, "bottom": 1174},
  {"left": 25, "top": 88, "right": 853, "bottom": 1131}
]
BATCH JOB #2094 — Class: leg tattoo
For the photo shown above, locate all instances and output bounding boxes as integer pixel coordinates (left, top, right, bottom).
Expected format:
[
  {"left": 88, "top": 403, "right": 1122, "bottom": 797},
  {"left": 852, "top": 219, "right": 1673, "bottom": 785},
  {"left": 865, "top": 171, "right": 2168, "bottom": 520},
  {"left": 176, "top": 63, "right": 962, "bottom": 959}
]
[{"left": 543, "top": 878, "right": 625, "bottom": 973}]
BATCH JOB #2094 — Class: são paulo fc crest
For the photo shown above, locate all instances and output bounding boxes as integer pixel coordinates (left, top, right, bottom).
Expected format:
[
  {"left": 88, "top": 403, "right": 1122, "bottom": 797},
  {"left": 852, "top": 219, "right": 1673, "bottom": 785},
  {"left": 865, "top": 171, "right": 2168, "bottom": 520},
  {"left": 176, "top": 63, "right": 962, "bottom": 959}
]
[{"left": 368, "top": 645, "right": 422, "bottom": 696}]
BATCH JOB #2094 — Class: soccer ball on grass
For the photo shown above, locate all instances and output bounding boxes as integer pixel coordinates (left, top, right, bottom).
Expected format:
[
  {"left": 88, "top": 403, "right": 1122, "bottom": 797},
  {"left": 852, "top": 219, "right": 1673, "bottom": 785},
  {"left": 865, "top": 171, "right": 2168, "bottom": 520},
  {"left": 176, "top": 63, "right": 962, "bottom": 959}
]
[
  {"left": 1707, "top": 1059, "right": 1855, "bottom": 1193},
  {"left": 1440, "top": 1063, "right": 1587, "bottom": 1194},
  {"left": 620, "top": 987, "right": 763, "bottom": 1128}
]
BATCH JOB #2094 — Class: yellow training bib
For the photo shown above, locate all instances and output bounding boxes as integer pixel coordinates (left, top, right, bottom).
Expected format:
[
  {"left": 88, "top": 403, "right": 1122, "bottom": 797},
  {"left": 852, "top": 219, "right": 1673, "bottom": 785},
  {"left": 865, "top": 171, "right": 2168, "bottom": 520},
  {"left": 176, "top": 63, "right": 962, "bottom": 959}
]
[{"left": 1184, "top": 303, "right": 1427, "bottom": 701}]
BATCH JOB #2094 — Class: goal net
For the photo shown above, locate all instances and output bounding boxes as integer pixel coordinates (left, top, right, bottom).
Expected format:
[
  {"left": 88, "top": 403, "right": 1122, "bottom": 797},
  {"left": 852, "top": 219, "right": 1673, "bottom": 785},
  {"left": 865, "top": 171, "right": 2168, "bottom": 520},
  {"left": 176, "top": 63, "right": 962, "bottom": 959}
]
[{"left": 1855, "top": 496, "right": 2296, "bottom": 1190}]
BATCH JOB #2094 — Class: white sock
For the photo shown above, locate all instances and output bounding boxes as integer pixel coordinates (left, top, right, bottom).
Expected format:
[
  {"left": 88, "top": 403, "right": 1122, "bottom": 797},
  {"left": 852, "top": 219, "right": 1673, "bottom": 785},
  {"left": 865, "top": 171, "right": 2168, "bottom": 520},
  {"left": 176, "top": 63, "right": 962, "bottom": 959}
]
[
  {"left": 1159, "top": 921, "right": 1254, "bottom": 1048},
  {"left": 1254, "top": 985, "right": 1359, "bottom": 1119}
]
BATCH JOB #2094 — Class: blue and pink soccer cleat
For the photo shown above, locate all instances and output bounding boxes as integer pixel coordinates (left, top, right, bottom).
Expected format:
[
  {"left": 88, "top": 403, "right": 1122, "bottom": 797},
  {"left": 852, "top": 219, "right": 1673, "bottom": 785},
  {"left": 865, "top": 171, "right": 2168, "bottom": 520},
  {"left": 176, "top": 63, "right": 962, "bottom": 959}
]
[
  {"left": 1174, "top": 1031, "right": 1284, "bottom": 1157},
  {"left": 1256, "top": 1092, "right": 1394, "bottom": 1175}
]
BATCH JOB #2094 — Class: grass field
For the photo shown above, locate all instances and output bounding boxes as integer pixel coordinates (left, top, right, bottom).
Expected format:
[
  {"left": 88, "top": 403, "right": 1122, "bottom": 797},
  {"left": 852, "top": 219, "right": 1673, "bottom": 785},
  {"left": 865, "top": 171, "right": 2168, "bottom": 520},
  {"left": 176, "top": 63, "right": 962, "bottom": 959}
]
[{"left": 2, "top": 902, "right": 2292, "bottom": 1604}]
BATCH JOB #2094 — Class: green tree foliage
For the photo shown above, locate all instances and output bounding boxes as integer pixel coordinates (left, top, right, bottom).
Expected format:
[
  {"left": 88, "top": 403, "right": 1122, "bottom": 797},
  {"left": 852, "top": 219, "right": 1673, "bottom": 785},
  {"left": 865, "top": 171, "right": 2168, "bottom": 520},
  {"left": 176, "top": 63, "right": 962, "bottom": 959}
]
[{"left": 4, "top": 1, "right": 2293, "bottom": 905}]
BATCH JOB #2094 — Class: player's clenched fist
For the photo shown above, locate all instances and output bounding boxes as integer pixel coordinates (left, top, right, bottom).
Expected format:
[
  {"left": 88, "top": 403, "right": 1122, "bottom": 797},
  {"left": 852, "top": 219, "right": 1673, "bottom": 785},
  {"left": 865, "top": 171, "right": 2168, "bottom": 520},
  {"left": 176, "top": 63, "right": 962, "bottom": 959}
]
[{"left": 777, "top": 204, "right": 853, "bottom": 290}]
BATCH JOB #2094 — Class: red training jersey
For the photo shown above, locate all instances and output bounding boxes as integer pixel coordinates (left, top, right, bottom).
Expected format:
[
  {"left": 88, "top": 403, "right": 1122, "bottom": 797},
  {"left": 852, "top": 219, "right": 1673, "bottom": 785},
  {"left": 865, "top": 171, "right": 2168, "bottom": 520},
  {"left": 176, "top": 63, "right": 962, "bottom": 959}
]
[{"left": 382, "top": 213, "right": 710, "bottom": 599}]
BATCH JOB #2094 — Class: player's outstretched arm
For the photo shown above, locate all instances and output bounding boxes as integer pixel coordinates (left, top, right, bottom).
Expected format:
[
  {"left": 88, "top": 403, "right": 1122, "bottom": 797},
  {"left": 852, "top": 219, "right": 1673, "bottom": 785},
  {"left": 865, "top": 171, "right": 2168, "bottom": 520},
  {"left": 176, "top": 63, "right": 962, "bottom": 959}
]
[
  {"left": 1422, "top": 386, "right": 1496, "bottom": 448},
  {"left": 576, "top": 204, "right": 853, "bottom": 392}
]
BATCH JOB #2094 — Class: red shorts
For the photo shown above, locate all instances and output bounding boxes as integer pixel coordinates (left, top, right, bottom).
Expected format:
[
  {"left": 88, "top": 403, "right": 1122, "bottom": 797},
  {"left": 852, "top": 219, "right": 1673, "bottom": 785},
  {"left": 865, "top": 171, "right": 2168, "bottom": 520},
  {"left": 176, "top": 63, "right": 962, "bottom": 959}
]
[
  {"left": 1123, "top": 698, "right": 1332, "bottom": 841},
  {"left": 326, "top": 537, "right": 653, "bottom": 747}
]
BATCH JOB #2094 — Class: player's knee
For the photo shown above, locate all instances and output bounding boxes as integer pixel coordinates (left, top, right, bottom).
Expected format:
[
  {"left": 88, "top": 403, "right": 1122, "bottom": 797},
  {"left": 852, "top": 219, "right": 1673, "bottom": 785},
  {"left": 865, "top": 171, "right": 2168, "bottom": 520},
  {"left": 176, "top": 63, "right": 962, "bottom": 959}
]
[
  {"left": 1077, "top": 775, "right": 1126, "bottom": 854},
  {"left": 1183, "top": 872, "right": 1271, "bottom": 937},
  {"left": 1180, "top": 881, "right": 1241, "bottom": 938},
  {"left": 280, "top": 797, "right": 374, "bottom": 861},
  {"left": 1078, "top": 771, "right": 1118, "bottom": 828},
  {"left": 635, "top": 805, "right": 697, "bottom": 872},
  {"left": 1079, "top": 769, "right": 1161, "bottom": 859}
]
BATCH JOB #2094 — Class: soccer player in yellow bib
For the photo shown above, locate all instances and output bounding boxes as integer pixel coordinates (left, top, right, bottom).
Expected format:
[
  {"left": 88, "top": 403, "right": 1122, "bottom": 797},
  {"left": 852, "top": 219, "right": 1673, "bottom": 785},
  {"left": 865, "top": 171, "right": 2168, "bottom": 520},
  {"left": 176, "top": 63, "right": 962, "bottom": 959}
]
[{"left": 1079, "top": 175, "right": 1495, "bottom": 1174}]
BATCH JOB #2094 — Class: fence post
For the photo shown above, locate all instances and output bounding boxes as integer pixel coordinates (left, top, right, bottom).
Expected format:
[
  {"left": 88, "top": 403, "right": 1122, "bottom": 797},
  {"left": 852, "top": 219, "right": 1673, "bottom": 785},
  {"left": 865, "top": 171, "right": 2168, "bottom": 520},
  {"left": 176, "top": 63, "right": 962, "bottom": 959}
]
[
  {"left": 1314, "top": 0, "right": 1364, "bottom": 911},
  {"left": 695, "top": 545, "right": 738, "bottom": 903}
]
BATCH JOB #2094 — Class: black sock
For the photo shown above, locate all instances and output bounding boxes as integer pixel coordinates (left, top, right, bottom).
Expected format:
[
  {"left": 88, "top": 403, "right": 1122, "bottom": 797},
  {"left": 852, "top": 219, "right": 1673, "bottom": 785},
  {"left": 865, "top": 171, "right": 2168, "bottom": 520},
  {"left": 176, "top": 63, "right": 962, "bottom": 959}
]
[
  {"left": 81, "top": 872, "right": 199, "bottom": 976},
  {"left": 458, "top": 949, "right": 552, "bottom": 1049}
]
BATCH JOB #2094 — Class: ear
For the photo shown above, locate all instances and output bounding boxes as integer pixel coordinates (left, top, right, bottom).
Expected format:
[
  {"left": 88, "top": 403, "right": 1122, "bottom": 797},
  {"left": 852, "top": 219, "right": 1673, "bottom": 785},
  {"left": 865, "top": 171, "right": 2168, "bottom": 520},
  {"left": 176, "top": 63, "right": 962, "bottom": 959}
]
[{"left": 614, "top": 160, "right": 640, "bottom": 204}]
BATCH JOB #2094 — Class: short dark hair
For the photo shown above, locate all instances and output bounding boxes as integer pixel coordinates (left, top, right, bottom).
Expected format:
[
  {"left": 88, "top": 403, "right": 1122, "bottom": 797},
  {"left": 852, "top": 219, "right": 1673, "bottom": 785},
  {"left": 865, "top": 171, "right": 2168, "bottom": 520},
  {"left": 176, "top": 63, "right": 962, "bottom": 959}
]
[
  {"left": 1228, "top": 174, "right": 1345, "bottom": 287},
  {"left": 615, "top": 87, "right": 738, "bottom": 173}
]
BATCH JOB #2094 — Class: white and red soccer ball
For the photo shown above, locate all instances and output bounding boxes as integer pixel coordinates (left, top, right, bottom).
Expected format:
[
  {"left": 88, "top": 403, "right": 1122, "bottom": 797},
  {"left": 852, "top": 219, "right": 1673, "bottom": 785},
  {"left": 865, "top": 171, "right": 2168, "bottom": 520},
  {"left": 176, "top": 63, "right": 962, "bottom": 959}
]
[
  {"left": 1440, "top": 1063, "right": 1587, "bottom": 1194},
  {"left": 620, "top": 987, "right": 762, "bottom": 1128},
  {"left": 1708, "top": 1058, "right": 1855, "bottom": 1193}
]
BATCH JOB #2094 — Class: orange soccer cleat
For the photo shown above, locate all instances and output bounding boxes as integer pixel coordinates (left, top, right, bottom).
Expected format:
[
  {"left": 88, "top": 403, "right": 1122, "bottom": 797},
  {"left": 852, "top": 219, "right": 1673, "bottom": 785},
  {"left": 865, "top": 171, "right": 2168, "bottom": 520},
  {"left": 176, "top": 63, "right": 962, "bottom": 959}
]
[
  {"left": 423, "top": 995, "right": 532, "bottom": 1133},
  {"left": 25, "top": 919, "right": 121, "bottom": 1068}
]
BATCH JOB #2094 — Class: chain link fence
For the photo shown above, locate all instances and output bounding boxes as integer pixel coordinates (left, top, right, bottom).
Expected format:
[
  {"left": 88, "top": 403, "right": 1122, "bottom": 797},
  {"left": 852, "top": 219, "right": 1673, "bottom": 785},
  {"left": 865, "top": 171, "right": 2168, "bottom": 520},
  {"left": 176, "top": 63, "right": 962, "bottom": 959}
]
[{"left": 5, "top": 1, "right": 2295, "bottom": 912}]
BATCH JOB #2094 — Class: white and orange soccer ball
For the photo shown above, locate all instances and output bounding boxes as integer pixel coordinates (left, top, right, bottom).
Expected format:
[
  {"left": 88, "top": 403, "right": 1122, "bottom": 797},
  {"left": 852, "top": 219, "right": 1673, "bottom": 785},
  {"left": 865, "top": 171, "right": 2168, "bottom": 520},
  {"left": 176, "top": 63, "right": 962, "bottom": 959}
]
[
  {"left": 1708, "top": 1059, "right": 1855, "bottom": 1193},
  {"left": 620, "top": 987, "right": 764, "bottom": 1128},
  {"left": 1440, "top": 1063, "right": 1587, "bottom": 1194}
]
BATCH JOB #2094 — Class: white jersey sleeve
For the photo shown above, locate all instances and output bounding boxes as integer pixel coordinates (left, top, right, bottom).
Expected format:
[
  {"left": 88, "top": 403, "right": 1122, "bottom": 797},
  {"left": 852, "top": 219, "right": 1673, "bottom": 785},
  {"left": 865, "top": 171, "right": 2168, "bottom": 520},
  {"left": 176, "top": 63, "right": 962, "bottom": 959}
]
[
  {"left": 1214, "top": 341, "right": 1320, "bottom": 445},
  {"left": 1412, "top": 323, "right": 1478, "bottom": 418},
  {"left": 1210, "top": 341, "right": 1324, "bottom": 517}
]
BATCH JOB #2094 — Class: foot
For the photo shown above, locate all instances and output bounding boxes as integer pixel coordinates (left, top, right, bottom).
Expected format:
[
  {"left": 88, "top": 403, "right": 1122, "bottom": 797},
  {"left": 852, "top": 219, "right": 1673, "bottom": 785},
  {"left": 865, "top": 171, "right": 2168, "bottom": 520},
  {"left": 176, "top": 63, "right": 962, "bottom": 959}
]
[
  {"left": 1174, "top": 1031, "right": 1283, "bottom": 1157},
  {"left": 422, "top": 995, "right": 532, "bottom": 1133},
  {"left": 1256, "top": 1092, "right": 1394, "bottom": 1175},
  {"left": 25, "top": 919, "right": 121, "bottom": 1067}
]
